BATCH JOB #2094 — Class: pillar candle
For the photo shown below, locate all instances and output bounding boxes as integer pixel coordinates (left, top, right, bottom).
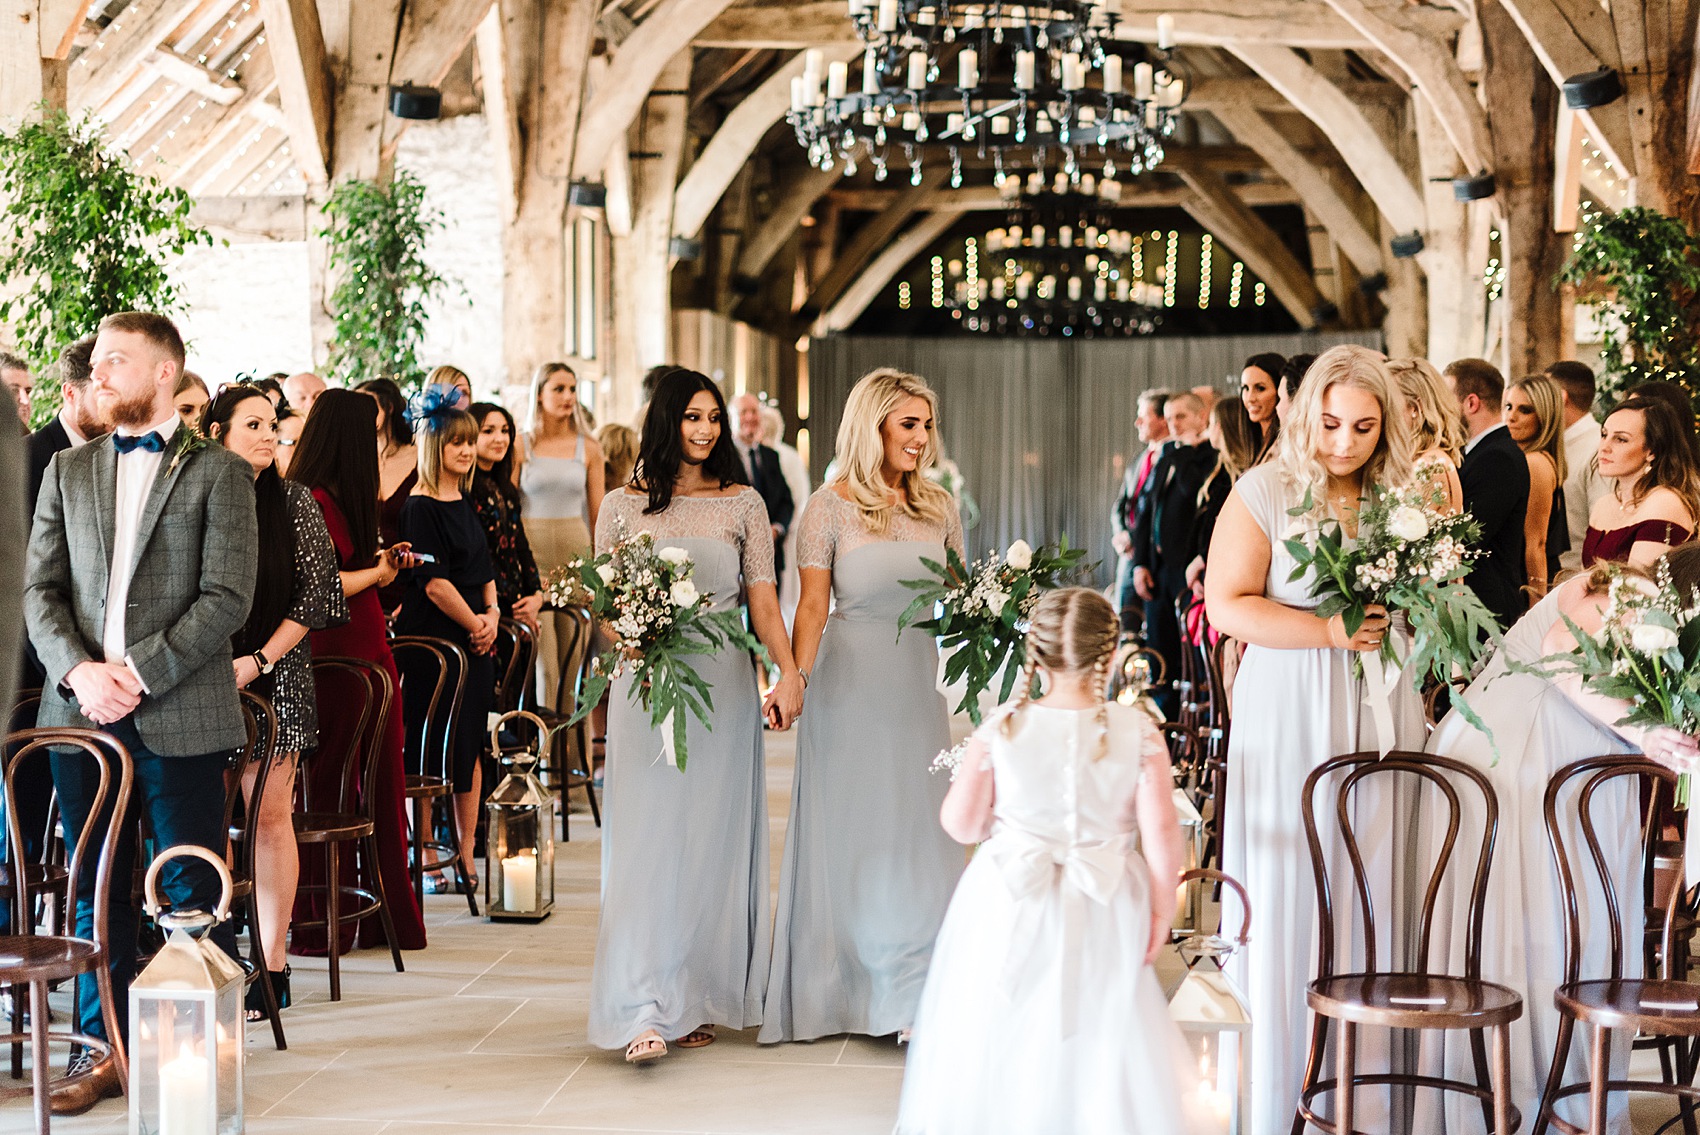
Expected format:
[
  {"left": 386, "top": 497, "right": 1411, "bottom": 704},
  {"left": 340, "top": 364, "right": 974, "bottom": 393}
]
[
  {"left": 991, "top": 115, "right": 1011, "bottom": 134},
  {"left": 907, "top": 51, "right": 928, "bottom": 89},
  {"left": 1103, "top": 56, "right": 1123, "bottom": 94},
  {"left": 902, "top": 110, "right": 921, "bottom": 131},
  {"left": 1156, "top": 13, "right": 1176, "bottom": 50},
  {"left": 827, "top": 60, "right": 848, "bottom": 99},
  {"left": 958, "top": 47, "right": 978, "bottom": 88},
  {"left": 862, "top": 49, "right": 879, "bottom": 95},
  {"left": 1015, "top": 50, "right": 1036, "bottom": 90},
  {"left": 1134, "top": 61, "right": 1153, "bottom": 100},
  {"left": 159, "top": 1049, "right": 213, "bottom": 1135},
  {"left": 502, "top": 852, "right": 537, "bottom": 913},
  {"left": 790, "top": 76, "right": 806, "bottom": 113},
  {"left": 1061, "top": 52, "right": 1083, "bottom": 90},
  {"left": 877, "top": 0, "right": 898, "bottom": 32}
]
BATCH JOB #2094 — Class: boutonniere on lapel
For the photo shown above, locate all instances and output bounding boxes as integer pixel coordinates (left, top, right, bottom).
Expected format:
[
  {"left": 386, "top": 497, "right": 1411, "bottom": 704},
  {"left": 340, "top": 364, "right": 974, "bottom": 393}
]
[{"left": 165, "top": 426, "right": 208, "bottom": 476}]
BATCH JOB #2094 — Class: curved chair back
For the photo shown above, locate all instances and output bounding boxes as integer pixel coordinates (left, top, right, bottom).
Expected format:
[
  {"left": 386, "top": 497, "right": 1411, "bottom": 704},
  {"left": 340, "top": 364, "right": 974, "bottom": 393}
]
[
  {"left": 1302, "top": 749, "right": 1498, "bottom": 979},
  {"left": 307, "top": 657, "right": 394, "bottom": 814},
  {"left": 495, "top": 619, "right": 538, "bottom": 715},
  {"left": 390, "top": 637, "right": 467, "bottom": 784},
  {"left": 2, "top": 730, "right": 132, "bottom": 941},
  {"left": 1545, "top": 755, "right": 1688, "bottom": 986}
]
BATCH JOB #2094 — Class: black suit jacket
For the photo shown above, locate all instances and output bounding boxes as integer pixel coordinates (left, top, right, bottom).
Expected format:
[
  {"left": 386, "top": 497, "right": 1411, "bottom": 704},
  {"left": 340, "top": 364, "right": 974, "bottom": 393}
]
[
  {"left": 1460, "top": 425, "right": 1531, "bottom": 628},
  {"left": 1132, "top": 441, "right": 1217, "bottom": 590},
  {"left": 26, "top": 416, "right": 72, "bottom": 517},
  {"left": 741, "top": 443, "right": 795, "bottom": 575}
]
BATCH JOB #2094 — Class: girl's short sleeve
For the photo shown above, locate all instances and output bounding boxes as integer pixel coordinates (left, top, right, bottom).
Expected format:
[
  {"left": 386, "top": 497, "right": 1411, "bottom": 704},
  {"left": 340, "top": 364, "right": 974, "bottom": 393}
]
[
  {"left": 285, "top": 482, "right": 350, "bottom": 631},
  {"left": 739, "top": 490, "right": 777, "bottom": 585},
  {"left": 797, "top": 490, "right": 838, "bottom": 571}
]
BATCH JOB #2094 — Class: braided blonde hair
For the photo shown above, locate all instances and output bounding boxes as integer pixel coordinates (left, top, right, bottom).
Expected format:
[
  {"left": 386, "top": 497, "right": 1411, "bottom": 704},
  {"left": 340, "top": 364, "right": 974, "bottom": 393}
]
[{"left": 1000, "top": 588, "right": 1120, "bottom": 761}]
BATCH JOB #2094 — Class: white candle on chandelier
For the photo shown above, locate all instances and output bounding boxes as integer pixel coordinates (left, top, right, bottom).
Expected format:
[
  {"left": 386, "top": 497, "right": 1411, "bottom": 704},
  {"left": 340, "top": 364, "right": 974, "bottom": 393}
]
[
  {"left": 1015, "top": 49, "right": 1036, "bottom": 90},
  {"left": 991, "top": 114, "right": 1011, "bottom": 134},
  {"left": 907, "top": 50, "right": 928, "bottom": 89},
  {"left": 790, "top": 76, "right": 806, "bottom": 113},
  {"left": 1117, "top": 277, "right": 1131, "bottom": 301},
  {"left": 1103, "top": 56, "right": 1123, "bottom": 94},
  {"left": 1031, "top": 223, "right": 1046, "bottom": 245},
  {"left": 958, "top": 47, "right": 978, "bottom": 88},
  {"left": 1099, "top": 177, "right": 1120, "bottom": 201},
  {"left": 1068, "top": 276, "right": 1083, "bottom": 301},
  {"left": 1059, "top": 225, "right": 1074, "bottom": 247},
  {"left": 1146, "top": 103, "right": 1159, "bottom": 128},
  {"left": 1081, "top": 175, "right": 1096, "bottom": 197},
  {"left": 947, "top": 112, "right": 965, "bottom": 135},
  {"left": 1095, "top": 277, "right": 1109, "bottom": 301},
  {"left": 877, "top": 0, "right": 898, "bottom": 31},
  {"left": 1053, "top": 171, "right": 1069, "bottom": 194},
  {"left": 1025, "top": 172, "right": 1043, "bottom": 195},
  {"left": 1085, "top": 225, "right": 1099, "bottom": 246},
  {"left": 991, "top": 277, "right": 1006, "bottom": 300},
  {"left": 915, "top": 6, "right": 936, "bottom": 24},
  {"left": 1156, "top": 13, "right": 1176, "bottom": 50},
  {"left": 1061, "top": 52, "right": 1084, "bottom": 90},
  {"left": 804, "top": 48, "right": 823, "bottom": 84},
  {"left": 1133, "top": 61, "right": 1154, "bottom": 99},
  {"left": 1162, "top": 76, "right": 1185, "bottom": 107},
  {"left": 902, "top": 110, "right": 921, "bottom": 131},
  {"left": 1015, "top": 275, "right": 1032, "bottom": 299},
  {"left": 862, "top": 48, "right": 880, "bottom": 95},
  {"left": 848, "top": 0, "right": 869, "bottom": 14},
  {"left": 827, "top": 60, "right": 849, "bottom": 99}
]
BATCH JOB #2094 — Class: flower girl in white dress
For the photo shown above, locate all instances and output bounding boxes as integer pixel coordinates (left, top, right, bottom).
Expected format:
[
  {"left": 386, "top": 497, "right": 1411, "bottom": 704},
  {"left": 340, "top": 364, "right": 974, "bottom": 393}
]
[{"left": 895, "top": 588, "right": 1205, "bottom": 1135}]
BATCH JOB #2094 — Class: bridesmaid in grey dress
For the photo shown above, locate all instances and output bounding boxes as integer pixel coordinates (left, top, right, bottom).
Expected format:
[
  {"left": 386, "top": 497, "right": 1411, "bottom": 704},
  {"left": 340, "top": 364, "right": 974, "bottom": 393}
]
[
  {"left": 762, "top": 367, "right": 966, "bottom": 1044},
  {"left": 587, "top": 369, "right": 805, "bottom": 1064}
]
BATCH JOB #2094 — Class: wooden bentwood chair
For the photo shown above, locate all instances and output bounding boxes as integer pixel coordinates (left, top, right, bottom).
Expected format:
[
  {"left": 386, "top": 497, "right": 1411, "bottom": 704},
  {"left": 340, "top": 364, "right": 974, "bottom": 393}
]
[
  {"left": 1535, "top": 756, "right": 1700, "bottom": 1135},
  {"left": 389, "top": 636, "right": 477, "bottom": 916},
  {"left": 223, "top": 690, "right": 288, "bottom": 1050},
  {"left": 1294, "top": 751, "right": 1523, "bottom": 1135},
  {"left": 0, "top": 729, "right": 133, "bottom": 1135}
]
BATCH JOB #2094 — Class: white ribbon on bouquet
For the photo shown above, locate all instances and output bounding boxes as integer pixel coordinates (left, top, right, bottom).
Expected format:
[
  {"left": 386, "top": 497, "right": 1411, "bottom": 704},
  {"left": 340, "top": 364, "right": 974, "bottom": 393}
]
[{"left": 1360, "top": 617, "right": 1408, "bottom": 756}]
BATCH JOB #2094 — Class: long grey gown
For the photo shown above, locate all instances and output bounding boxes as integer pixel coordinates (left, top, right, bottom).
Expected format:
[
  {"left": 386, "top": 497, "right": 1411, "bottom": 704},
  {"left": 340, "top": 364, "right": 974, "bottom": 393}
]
[
  {"left": 586, "top": 488, "right": 774, "bottom": 1048},
  {"left": 759, "top": 488, "right": 965, "bottom": 1043}
]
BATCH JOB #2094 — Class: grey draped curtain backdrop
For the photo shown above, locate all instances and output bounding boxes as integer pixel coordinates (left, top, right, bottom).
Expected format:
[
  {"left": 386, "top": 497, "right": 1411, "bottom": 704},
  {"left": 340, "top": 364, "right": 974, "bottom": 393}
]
[{"left": 806, "top": 332, "right": 1382, "bottom": 586}]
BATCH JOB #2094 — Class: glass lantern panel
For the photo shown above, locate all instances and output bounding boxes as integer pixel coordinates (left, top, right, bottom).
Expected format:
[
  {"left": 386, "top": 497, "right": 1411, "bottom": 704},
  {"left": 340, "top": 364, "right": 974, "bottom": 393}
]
[
  {"left": 130, "top": 994, "right": 215, "bottom": 1135},
  {"left": 215, "top": 981, "right": 244, "bottom": 1133}
]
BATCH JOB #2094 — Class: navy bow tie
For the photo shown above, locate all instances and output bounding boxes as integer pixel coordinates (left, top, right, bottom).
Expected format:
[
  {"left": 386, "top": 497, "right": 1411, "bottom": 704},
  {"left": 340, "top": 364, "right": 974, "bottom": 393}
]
[{"left": 113, "top": 431, "right": 166, "bottom": 455}]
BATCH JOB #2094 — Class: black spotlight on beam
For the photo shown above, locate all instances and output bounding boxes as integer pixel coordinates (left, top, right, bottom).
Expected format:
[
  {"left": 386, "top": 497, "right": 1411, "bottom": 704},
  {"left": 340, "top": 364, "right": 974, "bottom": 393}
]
[
  {"left": 1310, "top": 301, "right": 1339, "bottom": 327},
  {"left": 1358, "top": 271, "right": 1389, "bottom": 297},
  {"left": 1452, "top": 172, "right": 1497, "bottom": 201},
  {"left": 568, "top": 180, "right": 607, "bottom": 209},
  {"left": 1390, "top": 231, "right": 1425, "bottom": 259},
  {"left": 388, "top": 85, "right": 441, "bottom": 120},
  {"left": 1562, "top": 68, "right": 1625, "bottom": 109}
]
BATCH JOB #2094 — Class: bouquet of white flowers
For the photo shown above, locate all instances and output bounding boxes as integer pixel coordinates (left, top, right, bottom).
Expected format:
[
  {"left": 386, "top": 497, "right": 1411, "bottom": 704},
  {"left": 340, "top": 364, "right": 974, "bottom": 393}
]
[
  {"left": 897, "top": 537, "right": 1090, "bottom": 724},
  {"left": 1284, "top": 483, "right": 1501, "bottom": 745},
  {"left": 541, "top": 563, "right": 592, "bottom": 610},
  {"left": 566, "top": 525, "right": 765, "bottom": 770}
]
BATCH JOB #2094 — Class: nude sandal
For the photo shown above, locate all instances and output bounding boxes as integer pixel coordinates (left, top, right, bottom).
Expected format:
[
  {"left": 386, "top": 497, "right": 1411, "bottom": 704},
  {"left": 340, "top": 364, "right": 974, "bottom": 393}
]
[
  {"left": 625, "top": 1031, "right": 667, "bottom": 1064},
  {"left": 675, "top": 1025, "right": 716, "bottom": 1048}
]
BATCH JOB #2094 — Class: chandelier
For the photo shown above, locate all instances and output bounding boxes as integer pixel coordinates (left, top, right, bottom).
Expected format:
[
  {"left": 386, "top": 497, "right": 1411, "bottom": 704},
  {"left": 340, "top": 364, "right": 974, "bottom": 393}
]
[{"left": 788, "top": 2, "right": 1187, "bottom": 190}]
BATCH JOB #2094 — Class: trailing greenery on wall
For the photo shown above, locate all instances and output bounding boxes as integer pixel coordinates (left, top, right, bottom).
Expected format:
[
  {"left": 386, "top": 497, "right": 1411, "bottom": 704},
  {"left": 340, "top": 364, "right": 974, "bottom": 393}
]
[
  {"left": 320, "top": 170, "right": 448, "bottom": 392},
  {"left": 1561, "top": 206, "right": 1700, "bottom": 410},
  {"left": 0, "top": 106, "right": 211, "bottom": 426}
]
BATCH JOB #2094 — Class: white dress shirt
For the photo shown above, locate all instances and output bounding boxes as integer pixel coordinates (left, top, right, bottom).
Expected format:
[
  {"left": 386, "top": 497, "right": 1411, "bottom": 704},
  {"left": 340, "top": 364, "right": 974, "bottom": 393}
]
[
  {"left": 1560, "top": 415, "right": 1605, "bottom": 572},
  {"left": 57, "top": 406, "right": 91, "bottom": 446},
  {"left": 1463, "top": 421, "right": 1507, "bottom": 456},
  {"left": 103, "top": 411, "right": 182, "bottom": 671}
]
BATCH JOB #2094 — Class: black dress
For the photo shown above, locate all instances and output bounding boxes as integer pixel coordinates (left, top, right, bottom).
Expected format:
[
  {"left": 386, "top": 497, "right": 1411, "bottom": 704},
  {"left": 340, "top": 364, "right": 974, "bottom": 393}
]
[
  {"left": 394, "top": 494, "right": 496, "bottom": 792},
  {"left": 470, "top": 469, "right": 542, "bottom": 615},
  {"left": 1546, "top": 483, "right": 1569, "bottom": 583}
]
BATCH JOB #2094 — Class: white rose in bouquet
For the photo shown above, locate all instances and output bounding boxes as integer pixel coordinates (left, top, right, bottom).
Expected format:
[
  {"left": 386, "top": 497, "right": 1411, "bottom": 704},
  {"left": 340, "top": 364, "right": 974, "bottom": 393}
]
[
  {"left": 986, "top": 590, "right": 1011, "bottom": 617},
  {"left": 1631, "top": 622, "right": 1680, "bottom": 655},
  {"left": 596, "top": 564, "right": 618, "bottom": 584},
  {"left": 669, "top": 579, "right": 701, "bottom": 608},
  {"left": 657, "top": 545, "right": 690, "bottom": 566},
  {"left": 1388, "top": 506, "right": 1430, "bottom": 542},
  {"left": 1005, "top": 539, "right": 1034, "bottom": 571}
]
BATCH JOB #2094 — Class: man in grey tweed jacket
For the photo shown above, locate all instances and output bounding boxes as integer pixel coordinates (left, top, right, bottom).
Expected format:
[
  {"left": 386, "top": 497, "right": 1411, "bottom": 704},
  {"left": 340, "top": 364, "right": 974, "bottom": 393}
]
[{"left": 25, "top": 312, "right": 255, "bottom": 1095}]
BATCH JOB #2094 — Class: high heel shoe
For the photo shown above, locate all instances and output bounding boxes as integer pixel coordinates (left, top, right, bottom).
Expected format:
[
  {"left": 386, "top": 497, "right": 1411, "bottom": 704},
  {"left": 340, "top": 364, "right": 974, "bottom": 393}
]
[{"left": 244, "top": 965, "right": 292, "bottom": 1021}]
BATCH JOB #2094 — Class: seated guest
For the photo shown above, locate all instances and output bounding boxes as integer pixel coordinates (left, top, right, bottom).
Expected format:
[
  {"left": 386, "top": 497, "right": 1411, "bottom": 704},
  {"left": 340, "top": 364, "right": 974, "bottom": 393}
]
[
  {"left": 288, "top": 390, "right": 427, "bottom": 952},
  {"left": 1582, "top": 394, "right": 1699, "bottom": 568},
  {"left": 1388, "top": 357, "right": 1464, "bottom": 514},
  {"left": 469, "top": 400, "right": 544, "bottom": 635},
  {"left": 203, "top": 384, "right": 347, "bottom": 1019},
  {"left": 25, "top": 312, "right": 255, "bottom": 1107},
  {"left": 174, "top": 370, "right": 209, "bottom": 428},
  {"left": 1, "top": 352, "right": 33, "bottom": 428},
  {"left": 394, "top": 392, "right": 497, "bottom": 892},
  {"left": 1503, "top": 374, "right": 1569, "bottom": 596},
  {"left": 1444, "top": 357, "right": 1530, "bottom": 628},
  {"left": 1130, "top": 391, "right": 1215, "bottom": 716}
]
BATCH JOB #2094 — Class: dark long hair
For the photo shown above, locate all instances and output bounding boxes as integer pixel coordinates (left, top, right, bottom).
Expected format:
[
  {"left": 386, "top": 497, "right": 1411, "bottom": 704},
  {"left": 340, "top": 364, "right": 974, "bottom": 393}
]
[
  {"left": 1611, "top": 395, "right": 1700, "bottom": 523},
  {"left": 204, "top": 385, "right": 295, "bottom": 654},
  {"left": 356, "top": 377, "right": 413, "bottom": 451},
  {"left": 633, "top": 367, "right": 747, "bottom": 514},
  {"left": 288, "top": 388, "right": 381, "bottom": 570},
  {"left": 469, "top": 401, "right": 520, "bottom": 501}
]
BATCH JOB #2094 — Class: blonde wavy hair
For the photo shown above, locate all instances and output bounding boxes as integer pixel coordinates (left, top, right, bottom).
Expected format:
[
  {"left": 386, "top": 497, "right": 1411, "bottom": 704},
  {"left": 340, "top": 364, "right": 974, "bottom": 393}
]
[
  {"left": 1000, "top": 588, "right": 1120, "bottom": 760},
  {"left": 527, "top": 361, "right": 583, "bottom": 438},
  {"left": 831, "top": 368, "right": 956, "bottom": 533},
  {"left": 1277, "top": 345, "right": 1415, "bottom": 513},
  {"left": 1387, "top": 357, "right": 1465, "bottom": 466},
  {"left": 1507, "top": 374, "right": 1569, "bottom": 485}
]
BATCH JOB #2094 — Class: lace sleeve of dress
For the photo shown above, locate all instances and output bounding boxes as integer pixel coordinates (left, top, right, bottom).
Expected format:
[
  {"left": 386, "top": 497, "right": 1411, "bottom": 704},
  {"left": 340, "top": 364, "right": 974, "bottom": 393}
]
[
  {"left": 797, "top": 489, "right": 839, "bottom": 571},
  {"left": 739, "top": 489, "right": 778, "bottom": 585},
  {"left": 1627, "top": 519, "right": 1693, "bottom": 546},
  {"left": 284, "top": 482, "right": 350, "bottom": 630},
  {"left": 944, "top": 501, "right": 965, "bottom": 557},
  {"left": 595, "top": 489, "right": 635, "bottom": 550}
]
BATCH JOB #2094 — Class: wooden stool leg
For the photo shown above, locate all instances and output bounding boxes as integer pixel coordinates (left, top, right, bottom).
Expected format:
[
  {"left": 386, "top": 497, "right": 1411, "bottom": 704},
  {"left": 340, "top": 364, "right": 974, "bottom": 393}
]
[
  {"left": 1533, "top": 1013, "right": 1577, "bottom": 1135},
  {"left": 326, "top": 841, "right": 341, "bottom": 1002},
  {"left": 364, "top": 833, "right": 404, "bottom": 973},
  {"left": 411, "top": 796, "right": 426, "bottom": 911},
  {"left": 1589, "top": 1023, "right": 1609, "bottom": 1135},
  {"left": 94, "top": 949, "right": 126, "bottom": 1087},
  {"left": 1337, "top": 1020, "right": 1356, "bottom": 1135},
  {"left": 10, "top": 982, "right": 21, "bottom": 1079},
  {"left": 1493, "top": 1023, "right": 1512, "bottom": 1135}
]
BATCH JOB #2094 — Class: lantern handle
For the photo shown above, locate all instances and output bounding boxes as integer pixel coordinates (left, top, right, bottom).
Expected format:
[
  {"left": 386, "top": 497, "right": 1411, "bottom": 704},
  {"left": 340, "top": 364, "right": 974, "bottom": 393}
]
[
  {"left": 143, "top": 844, "right": 234, "bottom": 923},
  {"left": 490, "top": 709, "right": 555, "bottom": 754},
  {"left": 1178, "top": 866, "right": 1250, "bottom": 947}
]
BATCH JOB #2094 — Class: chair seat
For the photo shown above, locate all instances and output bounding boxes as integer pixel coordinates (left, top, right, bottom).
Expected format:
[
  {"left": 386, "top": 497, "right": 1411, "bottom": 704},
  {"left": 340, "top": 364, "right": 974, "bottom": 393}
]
[
  {"left": 293, "top": 812, "right": 374, "bottom": 843},
  {"left": 1309, "top": 972, "right": 1523, "bottom": 1029},
  {"left": 0, "top": 935, "right": 104, "bottom": 983},
  {"left": 0, "top": 862, "right": 69, "bottom": 899},
  {"left": 1557, "top": 979, "right": 1700, "bottom": 1036},
  {"left": 404, "top": 774, "right": 451, "bottom": 799}
]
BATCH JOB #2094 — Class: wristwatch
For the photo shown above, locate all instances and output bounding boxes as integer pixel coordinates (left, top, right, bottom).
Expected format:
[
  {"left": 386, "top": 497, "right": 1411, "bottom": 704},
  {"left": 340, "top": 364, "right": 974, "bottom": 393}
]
[{"left": 252, "top": 650, "right": 275, "bottom": 675}]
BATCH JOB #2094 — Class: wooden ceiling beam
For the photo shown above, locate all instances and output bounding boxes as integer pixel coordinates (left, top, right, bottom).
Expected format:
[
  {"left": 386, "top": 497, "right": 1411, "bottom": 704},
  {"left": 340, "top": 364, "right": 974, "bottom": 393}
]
[
  {"left": 39, "top": 0, "right": 95, "bottom": 60},
  {"left": 1175, "top": 161, "right": 1326, "bottom": 327},
  {"left": 68, "top": 0, "right": 203, "bottom": 111},
  {"left": 816, "top": 210, "right": 962, "bottom": 333},
  {"left": 257, "top": 0, "right": 332, "bottom": 186},
  {"left": 1493, "top": 0, "right": 1636, "bottom": 177},
  {"left": 391, "top": 0, "right": 494, "bottom": 86},
  {"left": 189, "top": 193, "right": 308, "bottom": 241},
  {"left": 737, "top": 160, "right": 845, "bottom": 283},
  {"left": 795, "top": 165, "right": 946, "bottom": 325},
  {"left": 144, "top": 45, "right": 242, "bottom": 104}
]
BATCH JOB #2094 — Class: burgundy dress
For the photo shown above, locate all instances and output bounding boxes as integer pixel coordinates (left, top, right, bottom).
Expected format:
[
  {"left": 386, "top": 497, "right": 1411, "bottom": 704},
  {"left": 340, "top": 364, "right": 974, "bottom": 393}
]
[
  {"left": 292, "top": 487, "right": 428, "bottom": 954},
  {"left": 1581, "top": 519, "right": 1693, "bottom": 567},
  {"left": 376, "top": 467, "right": 418, "bottom": 614}
]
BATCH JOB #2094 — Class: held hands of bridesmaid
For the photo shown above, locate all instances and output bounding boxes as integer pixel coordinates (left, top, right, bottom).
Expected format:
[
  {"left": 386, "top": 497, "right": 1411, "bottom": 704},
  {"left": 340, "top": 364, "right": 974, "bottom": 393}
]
[
  {"left": 1325, "top": 603, "right": 1390, "bottom": 652},
  {"left": 762, "top": 671, "right": 806, "bottom": 730}
]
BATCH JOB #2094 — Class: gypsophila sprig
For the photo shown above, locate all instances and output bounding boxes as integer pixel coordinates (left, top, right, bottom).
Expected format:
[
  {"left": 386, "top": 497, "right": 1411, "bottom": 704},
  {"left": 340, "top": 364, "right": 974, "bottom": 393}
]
[
  {"left": 1285, "top": 482, "right": 1502, "bottom": 743},
  {"left": 565, "top": 523, "right": 766, "bottom": 770},
  {"left": 1515, "top": 561, "right": 1700, "bottom": 804},
  {"left": 930, "top": 738, "right": 972, "bottom": 780},
  {"left": 897, "top": 537, "right": 1091, "bottom": 724},
  {"left": 541, "top": 563, "right": 592, "bottom": 610}
]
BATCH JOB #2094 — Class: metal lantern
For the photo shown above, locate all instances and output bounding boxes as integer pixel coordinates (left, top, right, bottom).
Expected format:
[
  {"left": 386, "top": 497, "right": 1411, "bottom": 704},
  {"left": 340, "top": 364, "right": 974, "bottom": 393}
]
[
  {"left": 485, "top": 710, "right": 557, "bottom": 921},
  {"left": 129, "top": 845, "right": 244, "bottom": 1135},
  {"left": 1169, "top": 867, "right": 1252, "bottom": 1135}
]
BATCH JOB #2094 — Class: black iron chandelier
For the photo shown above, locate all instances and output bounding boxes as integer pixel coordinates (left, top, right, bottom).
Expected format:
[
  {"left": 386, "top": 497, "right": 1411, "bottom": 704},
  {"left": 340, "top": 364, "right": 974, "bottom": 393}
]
[{"left": 788, "top": 1, "right": 1187, "bottom": 191}]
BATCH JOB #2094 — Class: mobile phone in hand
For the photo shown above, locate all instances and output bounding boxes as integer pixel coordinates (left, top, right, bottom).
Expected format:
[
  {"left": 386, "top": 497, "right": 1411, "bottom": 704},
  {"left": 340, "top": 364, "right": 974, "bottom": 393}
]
[{"left": 411, "top": 552, "right": 437, "bottom": 564}]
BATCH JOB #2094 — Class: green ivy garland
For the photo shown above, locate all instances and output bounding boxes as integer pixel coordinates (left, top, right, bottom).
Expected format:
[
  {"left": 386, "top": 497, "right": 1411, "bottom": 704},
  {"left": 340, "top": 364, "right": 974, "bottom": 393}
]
[
  {"left": 0, "top": 106, "right": 211, "bottom": 427},
  {"left": 1561, "top": 206, "right": 1700, "bottom": 411},
  {"left": 320, "top": 171, "right": 448, "bottom": 393}
]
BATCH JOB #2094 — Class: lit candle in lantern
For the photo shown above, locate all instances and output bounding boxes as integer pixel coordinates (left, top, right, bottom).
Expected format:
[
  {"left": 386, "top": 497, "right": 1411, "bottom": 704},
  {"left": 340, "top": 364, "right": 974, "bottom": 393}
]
[
  {"left": 1015, "top": 50, "right": 1036, "bottom": 90},
  {"left": 160, "top": 1047, "right": 212, "bottom": 1135},
  {"left": 907, "top": 51, "right": 928, "bottom": 89},
  {"left": 1103, "top": 56, "right": 1123, "bottom": 94},
  {"left": 502, "top": 851, "right": 537, "bottom": 913},
  {"left": 827, "top": 60, "right": 849, "bottom": 99}
]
